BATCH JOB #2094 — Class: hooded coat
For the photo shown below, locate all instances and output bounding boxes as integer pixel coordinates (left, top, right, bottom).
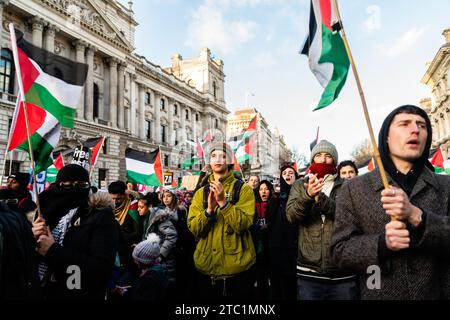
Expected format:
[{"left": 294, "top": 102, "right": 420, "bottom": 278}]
[
  {"left": 142, "top": 206, "right": 178, "bottom": 282},
  {"left": 331, "top": 105, "right": 450, "bottom": 299},
  {"left": 42, "top": 192, "right": 119, "bottom": 300}
]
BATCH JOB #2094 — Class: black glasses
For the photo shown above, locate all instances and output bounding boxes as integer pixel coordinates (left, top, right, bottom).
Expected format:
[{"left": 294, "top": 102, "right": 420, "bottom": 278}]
[{"left": 59, "top": 181, "right": 91, "bottom": 190}]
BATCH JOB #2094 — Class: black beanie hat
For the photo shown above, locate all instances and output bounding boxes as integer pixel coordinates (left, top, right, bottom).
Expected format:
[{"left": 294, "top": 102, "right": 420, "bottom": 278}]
[
  {"left": 378, "top": 104, "right": 433, "bottom": 175},
  {"left": 8, "top": 172, "right": 30, "bottom": 190},
  {"left": 55, "top": 164, "right": 90, "bottom": 184}
]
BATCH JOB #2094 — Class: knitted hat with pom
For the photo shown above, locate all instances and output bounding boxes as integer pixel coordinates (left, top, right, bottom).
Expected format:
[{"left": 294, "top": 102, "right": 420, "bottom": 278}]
[{"left": 132, "top": 233, "right": 161, "bottom": 265}]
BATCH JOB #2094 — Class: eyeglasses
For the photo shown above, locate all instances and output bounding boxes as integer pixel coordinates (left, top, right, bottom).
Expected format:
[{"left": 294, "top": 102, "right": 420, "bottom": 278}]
[{"left": 59, "top": 181, "right": 91, "bottom": 190}]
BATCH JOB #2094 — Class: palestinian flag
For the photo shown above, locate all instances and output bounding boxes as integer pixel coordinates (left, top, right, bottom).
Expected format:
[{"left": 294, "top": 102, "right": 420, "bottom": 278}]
[
  {"left": 310, "top": 126, "right": 320, "bottom": 151},
  {"left": 128, "top": 200, "right": 139, "bottom": 224},
  {"left": 235, "top": 134, "right": 256, "bottom": 164},
  {"left": 83, "top": 137, "right": 105, "bottom": 171},
  {"left": 46, "top": 153, "right": 64, "bottom": 183},
  {"left": 430, "top": 147, "right": 445, "bottom": 174},
  {"left": 301, "top": 0, "right": 350, "bottom": 110},
  {"left": 126, "top": 147, "right": 163, "bottom": 186},
  {"left": 7, "top": 29, "right": 88, "bottom": 172}
]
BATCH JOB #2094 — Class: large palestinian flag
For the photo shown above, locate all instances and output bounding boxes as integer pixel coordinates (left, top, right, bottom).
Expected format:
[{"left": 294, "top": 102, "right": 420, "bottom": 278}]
[
  {"left": 126, "top": 147, "right": 163, "bottom": 186},
  {"left": 7, "top": 29, "right": 88, "bottom": 172},
  {"left": 301, "top": 0, "right": 350, "bottom": 111}
]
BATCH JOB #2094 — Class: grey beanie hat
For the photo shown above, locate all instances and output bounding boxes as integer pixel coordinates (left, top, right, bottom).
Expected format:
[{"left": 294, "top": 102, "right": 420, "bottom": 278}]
[
  {"left": 311, "top": 140, "right": 338, "bottom": 165},
  {"left": 132, "top": 233, "right": 161, "bottom": 265}
]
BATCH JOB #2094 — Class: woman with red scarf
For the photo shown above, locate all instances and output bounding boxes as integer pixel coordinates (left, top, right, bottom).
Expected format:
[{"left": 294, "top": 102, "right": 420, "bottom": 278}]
[
  {"left": 250, "top": 180, "right": 274, "bottom": 300},
  {"left": 286, "top": 140, "right": 358, "bottom": 300}
]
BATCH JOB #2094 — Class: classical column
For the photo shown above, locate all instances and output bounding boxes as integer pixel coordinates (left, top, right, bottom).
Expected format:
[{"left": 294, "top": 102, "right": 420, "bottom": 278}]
[
  {"left": 130, "top": 74, "right": 137, "bottom": 135},
  {"left": 30, "top": 17, "right": 45, "bottom": 47},
  {"left": 44, "top": 24, "right": 59, "bottom": 53},
  {"left": 117, "top": 63, "right": 126, "bottom": 129},
  {"left": 108, "top": 58, "right": 118, "bottom": 128},
  {"left": 154, "top": 91, "right": 161, "bottom": 143},
  {"left": 85, "top": 45, "right": 96, "bottom": 122},
  {"left": 191, "top": 108, "right": 197, "bottom": 141},
  {"left": 124, "top": 72, "right": 131, "bottom": 131},
  {"left": 439, "top": 114, "right": 445, "bottom": 141},
  {"left": 73, "top": 40, "right": 86, "bottom": 119},
  {"left": 168, "top": 99, "right": 174, "bottom": 146},
  {"left": 138, "top": 83, "right": 146, "bottom": 139},
  {"left": 180, "top": 104, "right": 187, "bottom": 143}
]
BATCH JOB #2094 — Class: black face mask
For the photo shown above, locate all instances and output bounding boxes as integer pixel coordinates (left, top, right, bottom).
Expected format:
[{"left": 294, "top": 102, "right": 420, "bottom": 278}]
[
  {"left": 377, "top": 105, "right": 433, "bottom": 194},
  {"left": 39, "top": 183, "right": 90, "bottom": 229}
]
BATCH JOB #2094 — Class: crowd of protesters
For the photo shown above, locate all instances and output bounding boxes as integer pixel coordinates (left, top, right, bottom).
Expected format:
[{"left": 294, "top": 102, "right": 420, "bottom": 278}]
[{"left": 1, "top": 105, "right": 450, "bottom": 300}]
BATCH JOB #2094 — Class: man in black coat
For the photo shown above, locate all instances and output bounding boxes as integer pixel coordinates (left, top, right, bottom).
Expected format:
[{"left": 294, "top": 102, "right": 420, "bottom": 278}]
[
  {"left": 32, "top": 164, "right": 119, "bottom": 299},
  {"left": 331, "top": 105, "right": 450, "bottom": 299}
]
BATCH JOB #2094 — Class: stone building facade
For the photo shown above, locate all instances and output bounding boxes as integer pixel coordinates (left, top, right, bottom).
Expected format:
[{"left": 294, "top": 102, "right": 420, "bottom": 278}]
[
  {"left": 226, "top": 107, "right": 292, "bottom": 180},
  {"left": 421, "top": 28, "right": 450, "bottom": 158},
  {"left": 0, "top": 0, "right": 229, "bottom": 187}
]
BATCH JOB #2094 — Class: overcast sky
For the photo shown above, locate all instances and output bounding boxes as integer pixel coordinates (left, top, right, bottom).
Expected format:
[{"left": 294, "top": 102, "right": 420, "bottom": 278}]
[{"left": 119, "top": 0, "right": 450, "bottom": 160}]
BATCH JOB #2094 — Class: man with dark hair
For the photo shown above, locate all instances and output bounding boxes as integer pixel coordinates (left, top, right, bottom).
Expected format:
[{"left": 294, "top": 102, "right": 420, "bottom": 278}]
[
  {"left": 6, "top": 172, "right": 36, "bottom": 216},
  {"left": 108, "top": 180, "right": 140, "bottom": 276},
  {"left": 188, "top": 141, "right": 256, "bottom": 300},
  {"left": 331, "top": 105, "right": 450, "bottom": 299},
  {"left": 286, "top": 140, "right": 357, "bottom": 300},
  {"left": 337, "top": 160, "right": 358, "bottom": 181}
]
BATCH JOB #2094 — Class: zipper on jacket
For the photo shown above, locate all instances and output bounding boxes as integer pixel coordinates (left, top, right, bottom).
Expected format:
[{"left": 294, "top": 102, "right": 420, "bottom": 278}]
[{"left": 321, "top": 214, "right": 326, "bottom": 272}]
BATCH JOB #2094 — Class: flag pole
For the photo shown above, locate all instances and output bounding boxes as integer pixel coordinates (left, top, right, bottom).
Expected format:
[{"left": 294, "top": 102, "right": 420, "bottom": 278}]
[
  {"left": 9, "top": 23, "right": 43, "bottom": 218},
  {"left": 331, "top": 1, "right": 389, "bottom": 191}
]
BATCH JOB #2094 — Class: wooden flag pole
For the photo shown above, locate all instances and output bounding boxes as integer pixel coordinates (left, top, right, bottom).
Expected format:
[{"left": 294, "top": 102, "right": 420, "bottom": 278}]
[
  {"left": 331, "top": 0, "right": 390, "bottom": 191},
  {"left": 9, "top": 23, "right": 43, "bottom": 218}
]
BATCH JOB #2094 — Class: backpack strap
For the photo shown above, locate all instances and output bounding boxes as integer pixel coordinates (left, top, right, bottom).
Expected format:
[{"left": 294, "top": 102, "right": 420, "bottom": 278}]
[
  {"left": 230, "top": 179, "right": 244, "bottom": 205},
  {"left": 202, "top": 184, "right": 210, "bottom": 210}
]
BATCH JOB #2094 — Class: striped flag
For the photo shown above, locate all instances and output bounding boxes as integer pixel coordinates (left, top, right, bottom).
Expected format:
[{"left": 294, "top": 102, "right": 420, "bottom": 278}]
[
  {"left": 83, "top": 137, "right": 105, "bottom": 172},
  {"left": 46, "top": 153, "right": 64, "bottom": 183},
  {"left": 301, "top": 0, "right": 350, "bottom": 110},
  {"left": 126, "top": 147, "right": 163, "bottom": 186},
  {"left": 7, "top": 28, "right": 88, "bottom": 172}
]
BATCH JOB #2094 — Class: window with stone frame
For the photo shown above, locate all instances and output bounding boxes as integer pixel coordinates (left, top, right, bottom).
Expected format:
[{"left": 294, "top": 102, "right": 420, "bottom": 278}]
[
  {"left": 160, "top": 98, "right": 165, "bottom": 110},
  {"left": 174, "top": 104, "right": 178, "bottom": 116},
  {"left": 145, "top": 120, "right": 152, "bottom": 140},
  {"left": 161, "top": 124, "right": 167, "bottom": 143},
  {"left": 0, "top": 49, "right": 15, "bottom": 94},
  {"left": 145, "top": 92, "right": 151, "bottom": 104}
]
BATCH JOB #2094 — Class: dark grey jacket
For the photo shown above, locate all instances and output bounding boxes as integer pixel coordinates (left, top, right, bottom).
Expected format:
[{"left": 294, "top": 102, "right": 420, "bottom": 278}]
[
  {"left": 331, "top": 168, "right": 450, "bottom": 299},
  {"left": 286, "top": 176, "right": 352, "bottom": 277}
]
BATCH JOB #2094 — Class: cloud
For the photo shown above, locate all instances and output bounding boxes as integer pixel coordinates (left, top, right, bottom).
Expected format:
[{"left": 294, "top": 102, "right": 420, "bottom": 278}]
[
  {"left": 253, "top": 52, "right": 275, "bottom": 67},
  {"left": 377, "top": 26, "right": 428, "bottom": 59},
  {"left": 363, "top": 5, "right": 381, "bottom": 33},
  {"left": 186, "top": 3, "right": 257, "bottom": 54}
]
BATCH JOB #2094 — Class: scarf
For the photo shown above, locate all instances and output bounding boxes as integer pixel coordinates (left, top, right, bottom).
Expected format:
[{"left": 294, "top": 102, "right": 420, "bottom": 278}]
[
  {"left": 309, "top": 162, "right": 337, "bottom": 179},
  {"left": 115, "top": 197, "right": 131, "bottom": 225}
]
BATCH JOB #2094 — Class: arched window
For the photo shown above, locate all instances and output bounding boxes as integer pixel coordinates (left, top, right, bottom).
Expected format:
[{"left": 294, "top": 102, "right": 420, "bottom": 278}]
[
  {"left": 0, "top": 49, "right": 15, "bottom": 94},
  {"left": 93, "top": 83, "right": 99, "bottom": 118}
]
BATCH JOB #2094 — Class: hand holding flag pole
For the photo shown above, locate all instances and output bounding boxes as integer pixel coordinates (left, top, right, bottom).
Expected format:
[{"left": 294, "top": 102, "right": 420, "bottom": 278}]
[
  {"left": 331, "top": 1, "right": 393, "bottom": 219},
  {"left": 9, "top": 23, "right": 43, "bottom": 218}
]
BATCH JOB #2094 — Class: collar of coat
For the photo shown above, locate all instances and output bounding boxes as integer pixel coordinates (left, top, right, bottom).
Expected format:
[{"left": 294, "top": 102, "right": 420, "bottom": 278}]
[
  {"left": 371, "top": 166, "right": 440, "bottom": 198},
  {"left": 208, "top": 171, "right": 234, "bottom": 185}
]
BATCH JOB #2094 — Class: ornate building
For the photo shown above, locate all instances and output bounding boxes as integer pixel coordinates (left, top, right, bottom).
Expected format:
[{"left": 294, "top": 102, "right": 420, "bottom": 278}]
[
  {"left": 0, "top": 0, "right": 229, "bottom": 186},
  {"left": 421, "top": 28, "right": 450, "bottom": 158},
  {"left": 227, "top": 107, "right": 292, "bottom": 180}
]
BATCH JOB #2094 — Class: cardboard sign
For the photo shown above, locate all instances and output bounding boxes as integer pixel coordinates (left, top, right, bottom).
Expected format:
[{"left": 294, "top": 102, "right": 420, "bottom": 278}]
[
  {"left": 163, "top": 172, "right": 173, "bottom": 186},
  {"left": 181, "top": 175, "right": 200, "bottom": 191}
]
